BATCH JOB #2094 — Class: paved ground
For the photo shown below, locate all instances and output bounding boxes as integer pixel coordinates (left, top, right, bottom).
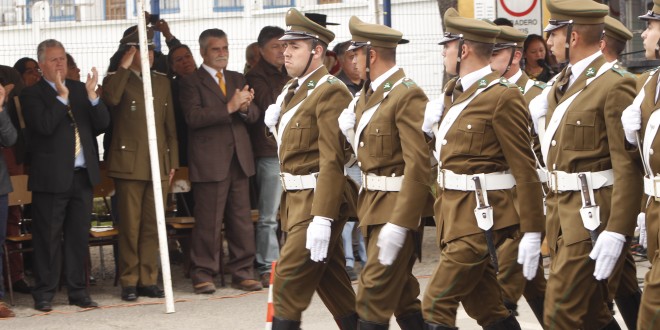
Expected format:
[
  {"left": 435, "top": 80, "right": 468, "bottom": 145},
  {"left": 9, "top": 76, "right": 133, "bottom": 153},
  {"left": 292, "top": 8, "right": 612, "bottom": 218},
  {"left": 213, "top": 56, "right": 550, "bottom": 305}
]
[{"left": 0, "top": 227, "right": 642, "bottom": 329}]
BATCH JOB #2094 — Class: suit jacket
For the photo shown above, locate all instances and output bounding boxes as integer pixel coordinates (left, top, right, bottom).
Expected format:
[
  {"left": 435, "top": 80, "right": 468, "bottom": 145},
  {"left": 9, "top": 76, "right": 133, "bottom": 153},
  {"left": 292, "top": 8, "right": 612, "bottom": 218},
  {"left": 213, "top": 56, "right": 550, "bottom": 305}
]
[
  {"left": 544, "top": 55, "right": 641, "bottom": 248},
  {"left": 276, "top": 66, "right": 357, "bottom": 231},
  {"left": 102, "top": 67, "right": 179, "bottom": 181},
  {"left": 179, "top": 66, "right": 258, "bottom": 182},
  {"left": 0, "top": 109, "right": 17, "bottom": 195},
  {"left": 435, "top": 71, "right": 544, "bottom": 243},
  {"left": 245, "top": 59, "right": 289, "bottom": 158},
  {"left": 354, "top": 68, "right": 432, "bottom": 231},
  {"left": 21, "top": 78, "right": 109, "bottom": 193}
]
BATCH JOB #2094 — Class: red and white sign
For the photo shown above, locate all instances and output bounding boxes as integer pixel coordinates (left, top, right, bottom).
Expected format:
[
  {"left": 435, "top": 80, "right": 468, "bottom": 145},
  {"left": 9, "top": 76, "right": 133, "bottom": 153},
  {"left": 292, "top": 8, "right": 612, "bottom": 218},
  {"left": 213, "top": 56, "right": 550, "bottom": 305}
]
[{"left": 496, "top": 0, "right": 543, "bottom": 35}]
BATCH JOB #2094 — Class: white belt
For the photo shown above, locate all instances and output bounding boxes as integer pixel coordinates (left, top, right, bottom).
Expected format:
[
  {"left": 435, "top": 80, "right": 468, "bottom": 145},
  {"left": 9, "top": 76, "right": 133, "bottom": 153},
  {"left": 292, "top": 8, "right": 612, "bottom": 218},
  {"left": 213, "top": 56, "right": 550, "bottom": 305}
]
[
  {"left": 437, "top": 169, "right": 516, "bottom": 191},
  {"left": 644, "top": 176, "right": 660, "bottom": 200},
  {"left": 279, "top": 172, "right": 317, "bottom": 191},
  {"left": 537, "top": 169, "right": 548, "bottom": 183},
  {"left": 548, "top": 169, "right": 613, "bottom": 193},
  {"left": 361, "top": 173, "right": 403, "bottom": 192}
]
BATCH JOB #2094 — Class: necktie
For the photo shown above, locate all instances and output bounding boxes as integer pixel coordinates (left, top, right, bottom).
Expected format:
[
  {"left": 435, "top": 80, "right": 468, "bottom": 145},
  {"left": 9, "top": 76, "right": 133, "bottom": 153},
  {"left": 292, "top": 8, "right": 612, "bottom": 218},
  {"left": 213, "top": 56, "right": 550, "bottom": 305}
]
[
  {"left": 67, "top": 106, "right": 81, "bottom": 158},
  {"left": 555, "top": 67, "right": 572, "bottom": 99},
  {"left": 452, "top": 81, "right": 463, "bottom": 101},
  {"left": 365, "top": 87, "right": 374, "bottom": 102},
  {"left": 216, "top": 71, "right": 226, "bottom": 96},
  {"left": 284, "top": 81, "right": 298, "bottom": 106}
]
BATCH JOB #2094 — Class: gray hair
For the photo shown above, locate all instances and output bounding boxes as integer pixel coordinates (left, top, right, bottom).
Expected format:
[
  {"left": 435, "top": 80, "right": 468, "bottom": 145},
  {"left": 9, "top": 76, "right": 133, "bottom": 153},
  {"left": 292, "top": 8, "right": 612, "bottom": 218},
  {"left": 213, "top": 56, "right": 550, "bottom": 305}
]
[
  {"left": 198, "top": 29, "right": 227, "bottom": 52},
  {"left": 37, "top": 39, "right": 65, "bottom": 62}
]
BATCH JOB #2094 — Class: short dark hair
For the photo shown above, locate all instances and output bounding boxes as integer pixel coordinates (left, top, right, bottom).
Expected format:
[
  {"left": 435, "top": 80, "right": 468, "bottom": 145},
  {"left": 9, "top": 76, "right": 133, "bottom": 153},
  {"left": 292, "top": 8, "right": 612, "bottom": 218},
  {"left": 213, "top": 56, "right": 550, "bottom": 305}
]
[
  {"left": 257, "top": 26, "right": 284, "bottom": 48},
  {"left": 13, "top": 57, "right": 38, "bottom": 75},
  {"left": 199, "top": 29, "right": 227, "bottom": 50},
  {"left": 573, "top": 23, "right": 605, "bottom": 46},
  {"left": 493, "top": 17, "right": 514, "bottom": 27},
  {"left": 603, "top": 35, "right": 626, "bottom": 57},
  {"left": 333, "top": 41, "right": 351, "bottom": 58},
  {"left": 373, "top": 46, "right": 396, "bottom": 62},
  {"left": 66, "top": 53, "right": 76, "bottom": 68},
  {"left": 464, "top": 40, "right": 494, "bottom": 60}
]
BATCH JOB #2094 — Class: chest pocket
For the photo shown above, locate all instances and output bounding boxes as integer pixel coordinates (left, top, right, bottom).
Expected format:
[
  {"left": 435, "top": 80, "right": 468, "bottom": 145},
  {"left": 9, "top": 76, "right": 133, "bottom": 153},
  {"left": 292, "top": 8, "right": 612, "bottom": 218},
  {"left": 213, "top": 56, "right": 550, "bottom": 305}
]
[
  {"left": 368, "top": 122, "right": 392, "bottom": 158},
  {"left": 563, "top": 111, "right": 597, "bottom": 151},
  {"left": 455, "top": 118, "right": 487, "bottom": 155},
  {"left": 286, "top": 115, "right": 312, "bottom": 151}
]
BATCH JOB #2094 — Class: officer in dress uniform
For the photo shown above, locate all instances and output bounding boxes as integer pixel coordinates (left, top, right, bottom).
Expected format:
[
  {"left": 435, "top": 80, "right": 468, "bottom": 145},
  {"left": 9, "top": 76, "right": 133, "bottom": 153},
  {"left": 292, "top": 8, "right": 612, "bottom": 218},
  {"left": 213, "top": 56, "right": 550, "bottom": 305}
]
[
  {"left": 621, "top": 1, "right": 660, "bottom": 328},
  {"left": 337, "top": 15, "right": 431, "bottom": 330},
  {"left": 529, "top": 0, "right": 641, "bottom": 328},
  {"left": 263, "top": 8, "right": 358, "bottom": 330},
  {"left": 420, "top": 9, "right": 544, "bottom": 329},
  {"left": 599, "top": 15, "right": 643, "bottom": 330},
  {"left": 488, "top": 23, "right": 547, "bottom": 326}
]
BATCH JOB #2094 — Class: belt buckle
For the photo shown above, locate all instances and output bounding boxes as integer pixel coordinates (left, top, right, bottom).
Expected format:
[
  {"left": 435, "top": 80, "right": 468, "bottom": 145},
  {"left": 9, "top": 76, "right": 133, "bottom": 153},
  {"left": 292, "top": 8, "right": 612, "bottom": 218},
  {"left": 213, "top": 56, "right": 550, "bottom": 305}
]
[
  {"left": 279, "top": 173, "right": 287, "bottom": 192},
  {"left": 654, "top": 176, "right": 660, "bottom": 202},
  {"left": 437, "top": 169, "right": 446, "bottom": 190},
  {"left": 361, "top": 172, "right": 368, "bottom": 192},
  {"left": 550, "top": 171, "right": 559, "bottom": 193}
]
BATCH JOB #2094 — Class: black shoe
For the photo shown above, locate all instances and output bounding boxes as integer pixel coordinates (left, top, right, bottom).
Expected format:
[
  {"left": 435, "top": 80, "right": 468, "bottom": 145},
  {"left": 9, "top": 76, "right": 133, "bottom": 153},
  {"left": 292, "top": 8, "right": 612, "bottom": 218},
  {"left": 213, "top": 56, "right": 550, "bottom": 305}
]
[
  {"left": 12, "top": 279, "right": 32, "bottom": 294},
  {"left": 121, "top": 286, "right": 138, "bottom": 301},
  {"left": 137, "top": 285, "right": 165, "bottom": 298},
  {"left": 34, "top": 300, "right": 52, "bottom": 312},
  {"left": 69, "top": 296, "right": 99, "bottom": 309}
]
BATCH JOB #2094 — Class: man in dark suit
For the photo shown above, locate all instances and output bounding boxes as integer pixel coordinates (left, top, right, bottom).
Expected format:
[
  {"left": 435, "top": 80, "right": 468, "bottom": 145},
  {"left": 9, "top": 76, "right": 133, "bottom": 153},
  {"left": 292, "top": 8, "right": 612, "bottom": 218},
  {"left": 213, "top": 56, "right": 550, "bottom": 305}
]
[
  {"left": 20, "top": 39, "right": 109, "bottom": 312},
  {"left": 179, "top": 28, "right": 262, "bottom": 293}
]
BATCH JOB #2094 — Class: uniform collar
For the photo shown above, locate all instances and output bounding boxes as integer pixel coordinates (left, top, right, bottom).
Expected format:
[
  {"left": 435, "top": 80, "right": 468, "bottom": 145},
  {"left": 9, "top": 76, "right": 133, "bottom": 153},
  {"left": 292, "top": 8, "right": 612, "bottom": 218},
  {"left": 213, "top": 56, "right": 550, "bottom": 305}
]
[
  {"left": 567, "top": 50, "right": 602, "bottom": 87},
  {"left": 201, "top": 63, "right": 223, "bottom": 78},
  {"left": 370, "top": 65, "right": 400, "bottom": 91},
  {"left": 509, "top": 69, "right": 523, "bottom": 85},
  {"left": 459, "top": 65, "right": 493, "bottom": 91},
  {"left": 296, "top": 64, "right": 324, "bottom": 91}
]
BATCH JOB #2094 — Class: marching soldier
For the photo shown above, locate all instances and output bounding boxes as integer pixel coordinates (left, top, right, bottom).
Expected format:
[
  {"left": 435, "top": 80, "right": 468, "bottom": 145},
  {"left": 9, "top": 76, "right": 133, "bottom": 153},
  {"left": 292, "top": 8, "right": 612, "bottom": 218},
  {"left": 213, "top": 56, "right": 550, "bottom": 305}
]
[
  {"left": 621, "top": 1, "right": 660, "bottom": 328},
  {"left": 337, "top": 16, "right": 431, "bottom": 329},
  {"left": 529, "top": 0, "right": 641, "bottom": 328},
  {"left": 488, "top": 23, "right": 546, "bottom": 326},
  {"left": 263, "top": 8, "right": 358, "bottom": 330},
  {"left": 600, "top": 15, "right": 642, "bottom": 330},
  {"left": 421, "top": 9, "right": 544, "bottom": 329}
]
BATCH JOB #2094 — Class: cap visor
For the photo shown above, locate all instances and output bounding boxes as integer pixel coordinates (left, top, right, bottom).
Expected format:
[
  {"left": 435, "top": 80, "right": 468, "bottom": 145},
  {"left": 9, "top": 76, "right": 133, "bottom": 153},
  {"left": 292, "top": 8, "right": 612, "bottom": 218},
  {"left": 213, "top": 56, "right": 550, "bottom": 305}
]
[
  {"left": 543, "top": 23, "right": 563, "bottom": 32},
  {"left": 438, "top": 37, "right": 458, "bottom": 45},
  {"left": 279, "top": 34, "right": 312, "bottom": 41},
  {"left": 347, "top": 44, "right": 364, "bottom": 51},
  {"left": 326, "top": 22, "right": 340, "bottom": 25},
  {"left": 398, "top": 38, "right": 410, "bottom": 45}
]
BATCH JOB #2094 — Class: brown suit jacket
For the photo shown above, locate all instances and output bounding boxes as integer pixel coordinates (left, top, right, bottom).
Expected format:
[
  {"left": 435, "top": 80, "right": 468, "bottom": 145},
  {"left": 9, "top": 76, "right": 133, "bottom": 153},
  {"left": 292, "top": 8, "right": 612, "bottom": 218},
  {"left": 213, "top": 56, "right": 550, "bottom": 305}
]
[
  {"left": 435, "top": 71, "right": 544, "bottom": 243},
  {"left": 544, "top": 55, "right": 641, "bottom": 249},
  {"left": 354, "top": 68, "right": 432, "bottom": 231},
  {"left": 178, "top": 66, "right": 258, "bottom": 182},
  {"left": 277, "top": 67, "right": 357, "bottom": 231},
  {"left": 102, "top": 68, "right": 178, "bottom": 181}
]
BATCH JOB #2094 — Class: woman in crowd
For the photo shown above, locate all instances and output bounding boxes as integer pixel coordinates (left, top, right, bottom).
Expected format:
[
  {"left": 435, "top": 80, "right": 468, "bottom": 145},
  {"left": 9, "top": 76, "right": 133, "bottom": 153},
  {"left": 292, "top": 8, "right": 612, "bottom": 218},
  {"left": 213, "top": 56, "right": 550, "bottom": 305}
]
[
  {"left": 522, "top": 34, "right": 556, "bottom": 82},
  {"left": 13, "top": 58, "right": 41, "bottom": 87}
]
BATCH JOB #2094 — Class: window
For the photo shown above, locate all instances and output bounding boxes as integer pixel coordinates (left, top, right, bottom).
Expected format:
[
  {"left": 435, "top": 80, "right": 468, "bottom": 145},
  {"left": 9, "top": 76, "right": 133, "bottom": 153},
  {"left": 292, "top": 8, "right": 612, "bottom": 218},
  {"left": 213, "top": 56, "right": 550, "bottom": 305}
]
[
  {"left": 26, "top": 0, "right": 75, "bottom": 23},
  {"left": 214, "top": 0, "right": 243, "bottom": 12},
  {"left": 105, "top": 0, "right": 126, "bottom": 20},
  {"left": 317, "top": 0, "right": 341, "bottom": 4},
  {"left": 264, "top": 0, "right": 294, "bottom": 9},
  {"left": 159, "top": 0, "right": 180, "bottom": 14}
]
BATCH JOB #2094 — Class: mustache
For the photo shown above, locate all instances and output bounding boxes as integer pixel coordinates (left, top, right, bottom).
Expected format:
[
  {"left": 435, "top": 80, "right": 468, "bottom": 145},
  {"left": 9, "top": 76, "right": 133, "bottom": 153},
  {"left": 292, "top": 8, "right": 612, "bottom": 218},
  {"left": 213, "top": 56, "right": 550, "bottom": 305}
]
[{"left": 215, "top": 56, "right": 228, "bottom": 61}]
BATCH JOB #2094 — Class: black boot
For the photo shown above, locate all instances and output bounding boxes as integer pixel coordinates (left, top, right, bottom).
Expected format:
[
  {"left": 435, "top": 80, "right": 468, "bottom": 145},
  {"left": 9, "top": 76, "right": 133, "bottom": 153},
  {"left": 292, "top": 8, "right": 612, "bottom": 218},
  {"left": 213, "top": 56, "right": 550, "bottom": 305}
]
[
  {"left": 423, "top": 321, "right": 458, "bottom": 330},
  {"left": 272, "top": 316, "right": 301, "bottom": 330},
  {"left": 614, "top": 290, "right": 641, "bottom": 330},
  {"left": 525, "top": 296, "right": 544, "bottom": 326},
  {"left": 336, "top": 313, "right": 358, "bottom": 330},
  {"left": 600, "top": 319, "right": 622, "bottom": 330},
  {"left": 483, "top": 313, "right": 522, "bottom": 330},
  {"left": 503, "top": 300, "right": 519, "bottom": 316},
  {"left": 358, "top": 318, "right": 389, "bottom": 330},
  {"left": 396, "top": 311, "right": 424, "bottom": 330}
]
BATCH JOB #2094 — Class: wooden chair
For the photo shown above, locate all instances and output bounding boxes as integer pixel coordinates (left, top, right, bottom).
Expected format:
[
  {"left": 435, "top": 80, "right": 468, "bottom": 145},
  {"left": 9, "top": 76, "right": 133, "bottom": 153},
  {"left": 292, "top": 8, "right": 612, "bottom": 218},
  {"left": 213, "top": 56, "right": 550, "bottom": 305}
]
[
  {"left": 89, "top": 167, "right": 119, "bottom": 285},
  {"left": 3, "top": 175, "right": 32, "bottom": 305}
]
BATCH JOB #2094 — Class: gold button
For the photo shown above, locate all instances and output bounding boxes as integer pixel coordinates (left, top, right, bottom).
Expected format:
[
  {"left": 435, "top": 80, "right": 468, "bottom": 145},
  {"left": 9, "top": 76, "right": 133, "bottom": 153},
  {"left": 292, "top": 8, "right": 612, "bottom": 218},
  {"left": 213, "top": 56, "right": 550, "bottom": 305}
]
[
  {"left": 359, "top": 142, "right": 364, "bottom": 147},
  {"left": 296, "top": 122, "right": 299, "bottom": 127},
  {"left": 442, "top": 139, "right": 447, "bottom": 145},
  {"left": 551, "top": 140, "right": 556, "bottom": 146},
  {"left": 121, "top": 146, "right": 126, "bottom": 149},
  {"left": 651, "top": 149, "right": 655, "bottom": 155},
  {"left": 376, "top": 128, "right": 380, "bottom": 133},
  {"left": 357, "top": 161, "right": 362, "bottom": 167},
  {"left": 467, "top": 124, "right": 472, "bottom": 130},
  {"left": 391, "top": 173, "right": 396, "bottom": 177},
  {"left": 576, "top": 120, "right": 581, "bottom": 125}
]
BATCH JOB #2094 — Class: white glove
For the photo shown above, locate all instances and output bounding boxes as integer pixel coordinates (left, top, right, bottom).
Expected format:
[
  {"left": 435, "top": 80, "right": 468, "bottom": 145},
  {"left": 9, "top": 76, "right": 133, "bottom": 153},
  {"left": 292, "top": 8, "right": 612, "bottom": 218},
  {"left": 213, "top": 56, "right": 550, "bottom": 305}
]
[
  {"left": 422, "top": 98, "right": 444, "bottom": 137},
  {"left": 529, "top": 88, "right": 549, "bottom": 133},
  {"left": 338, "top": 108, "right": 356, "bottom": 139},
  {"left": 589, "top": 230, "right": 625, "bottom": 280},
  {"left": 264, "top": 103, "right": 281, "bottom": 134},
  {"left": 377, "top": 222, "right": 408, "bottom": 266},
  {"left": 638, "top": 212, "right": 647, "bottom": 249},
  {"left": 306, "top": 216, "right": 332, "bottom": 262},
  {"left": 517, "top": 232, "right": 542, "bottom": 281},
  {"left": 621, "top": 103, "right": 642, "bottom": 145}
]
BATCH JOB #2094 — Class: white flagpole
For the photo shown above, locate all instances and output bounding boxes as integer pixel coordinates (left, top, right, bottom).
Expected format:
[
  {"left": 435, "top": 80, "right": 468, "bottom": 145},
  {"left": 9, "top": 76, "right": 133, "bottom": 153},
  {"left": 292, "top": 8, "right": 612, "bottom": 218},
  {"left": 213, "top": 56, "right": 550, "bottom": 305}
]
[{"left": 136, "top": 1, "right": 175, "bottom": 314}]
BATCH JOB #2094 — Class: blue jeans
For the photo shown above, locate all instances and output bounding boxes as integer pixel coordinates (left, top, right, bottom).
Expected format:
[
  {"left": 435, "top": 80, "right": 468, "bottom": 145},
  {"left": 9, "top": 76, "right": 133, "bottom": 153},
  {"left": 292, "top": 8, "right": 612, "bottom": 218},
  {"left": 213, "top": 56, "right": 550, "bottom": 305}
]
[
  {"left": 0, "top": 194, "right": 10, "bottom": 298},
  {"left": 343, "top": 165, "right": 365, "bottom": 268},
  {"left": 255, "top": 157, "right": 282, "bottom": 274}
]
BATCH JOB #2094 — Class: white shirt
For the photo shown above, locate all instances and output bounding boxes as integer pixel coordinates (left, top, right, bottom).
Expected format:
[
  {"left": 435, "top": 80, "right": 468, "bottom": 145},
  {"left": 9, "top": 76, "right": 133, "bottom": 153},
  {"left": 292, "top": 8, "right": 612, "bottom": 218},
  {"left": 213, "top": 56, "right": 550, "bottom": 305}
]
[
  {"left": 458, "top": 65, "right": 493, "bottom": 91},
  {"left": 509, "top": 69, "right": 523, "bottom": 86},
  {"left": 202, "top": 63, "right": 224, "bottom": 86},
  {"left": 567, "top": 50, "right": 603, "bottom": 88},
  {"left": 294, "top": 65, "right": 324, "bottom": 92},
  {"left": 369, "top": 65, "right": 400, "bottom": 91}
]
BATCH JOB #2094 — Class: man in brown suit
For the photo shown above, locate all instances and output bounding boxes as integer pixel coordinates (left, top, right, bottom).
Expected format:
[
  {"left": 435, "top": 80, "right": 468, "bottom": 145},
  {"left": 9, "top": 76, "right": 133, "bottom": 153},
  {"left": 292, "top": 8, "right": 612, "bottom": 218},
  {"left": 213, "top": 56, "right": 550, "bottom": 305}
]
[
  {"left": 102, "top": 28, "right": 178, "bottom": 301},
  {"left": 621, "top": 1, "right": 660, "bottom": 328},
  {"left": 421, "top": 10, "right": 544, "bottom": 329},
  {"left": 530, "top": 1, "right": 641, "bottom": 328},
  {"left": 337, "top": 16, "right": 431, "bottom": 329},
  {"left": 263, "top": 8, "right": 357, "bottom": 330},
  {"left": 489, "top": 24, "right": 547, "bottom": 325},
  {"left": 179, "top": 28, "right": 262, "bottom": 293}
]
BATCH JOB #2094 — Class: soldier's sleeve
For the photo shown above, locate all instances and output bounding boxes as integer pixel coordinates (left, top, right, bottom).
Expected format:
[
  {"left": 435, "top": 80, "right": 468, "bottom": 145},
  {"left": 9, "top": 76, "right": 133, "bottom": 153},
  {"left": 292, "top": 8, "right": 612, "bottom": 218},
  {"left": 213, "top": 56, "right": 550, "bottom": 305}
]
[
  {"left": 311, "top": 83, "right": 352, "bottom": 219},
  {"left": 102, "top": 67, "right": 131, "bottom": 107},
  {"left": 389, "top": 87, "right": 433, "bottom": 230},
  {"left": 604, "top": 75, "right": 643, "bottom": 236},
  {"left": 493, "top": 87, "right": 545, "bottom": 233}
]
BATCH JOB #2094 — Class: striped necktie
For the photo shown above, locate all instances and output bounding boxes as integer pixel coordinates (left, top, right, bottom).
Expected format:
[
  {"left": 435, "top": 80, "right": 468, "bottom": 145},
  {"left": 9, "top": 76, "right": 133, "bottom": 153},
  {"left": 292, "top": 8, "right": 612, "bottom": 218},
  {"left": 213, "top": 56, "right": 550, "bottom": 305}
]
[{"left": 67, "top": 106, "right": 81, "bottom": 158}]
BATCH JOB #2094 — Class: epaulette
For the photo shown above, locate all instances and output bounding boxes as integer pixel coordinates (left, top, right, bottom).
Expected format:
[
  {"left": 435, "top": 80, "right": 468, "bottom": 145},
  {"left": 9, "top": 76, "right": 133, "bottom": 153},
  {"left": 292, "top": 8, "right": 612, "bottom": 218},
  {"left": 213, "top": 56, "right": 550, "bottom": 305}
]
[
  {"left": 326, "top": 76, "right": 337, "bottom": 84},
  {"left": 611, "top": 63, "right": 635, "bottom": 78},
  {"left": 152, "top": 70, "right": 167, "bottom": 76},
  {"left": 401, "top": 78, "right": 416, "bottom": 88},
  {"left": 531, "top": 80, "right": 546, "bottom": 90},
  {"left": 497, "top": 77, "right": 517, "bottom": 88}
]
